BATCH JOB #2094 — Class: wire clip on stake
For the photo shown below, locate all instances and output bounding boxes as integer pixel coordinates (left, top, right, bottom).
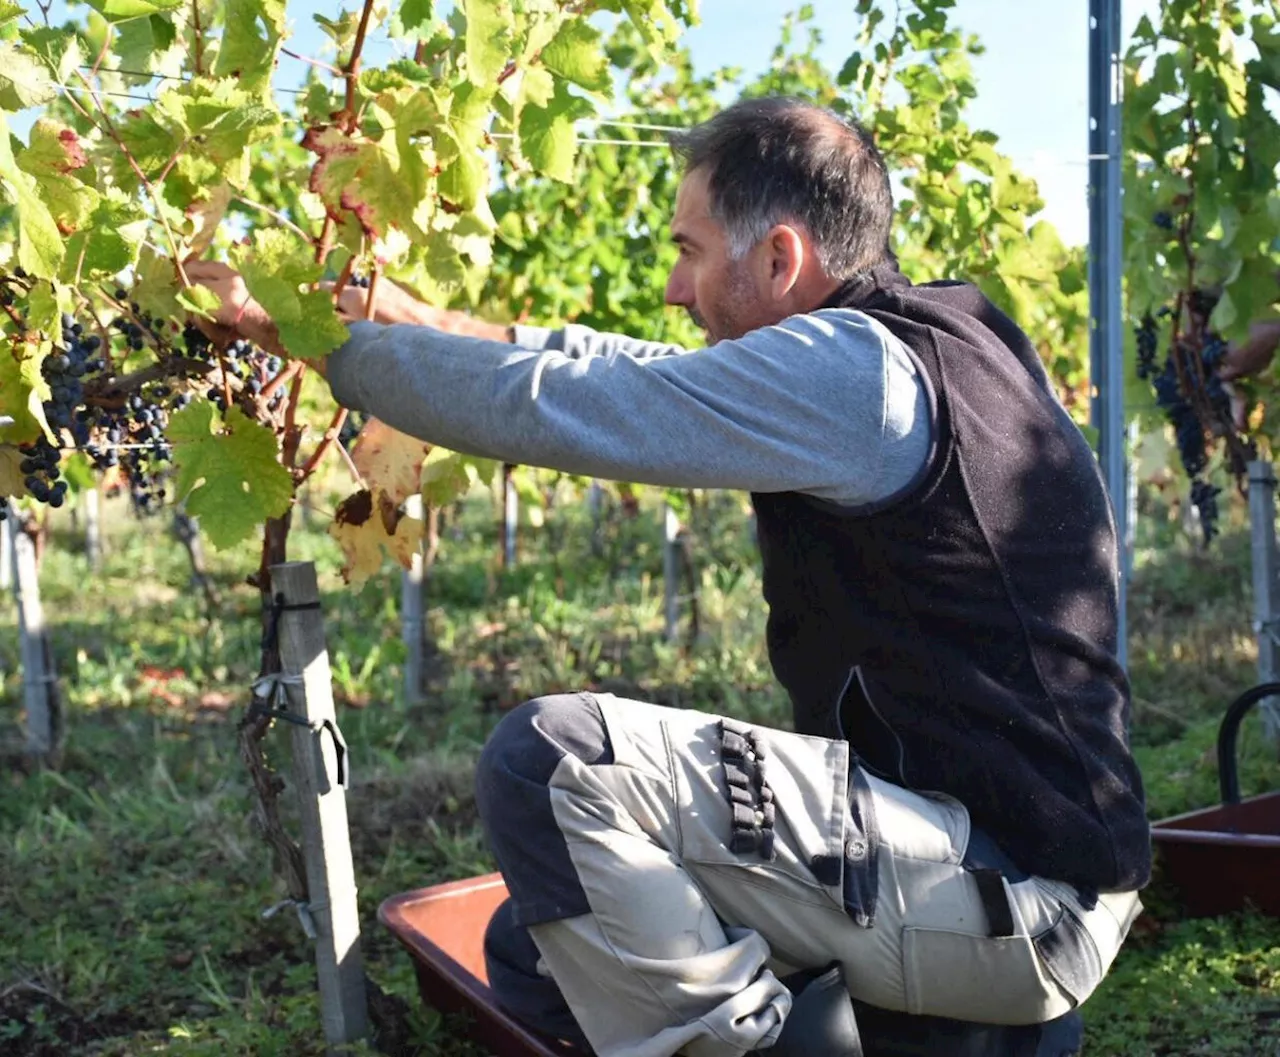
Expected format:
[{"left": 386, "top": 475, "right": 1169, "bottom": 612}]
[
  {"left": 261, "top": 897, "right": 318, "bottom": 941},
  {"left": 249, "top": 671, "right": 350, "bottom": 791}
]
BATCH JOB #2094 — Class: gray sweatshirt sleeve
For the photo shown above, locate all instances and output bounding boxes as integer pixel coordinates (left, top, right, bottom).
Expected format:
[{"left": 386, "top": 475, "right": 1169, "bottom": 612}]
[{"left": 327, "top": 309, "right": 930, "bottom": 507}]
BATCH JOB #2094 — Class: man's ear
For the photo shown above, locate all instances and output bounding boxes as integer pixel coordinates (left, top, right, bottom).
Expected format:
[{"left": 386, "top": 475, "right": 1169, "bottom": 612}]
[{"left": 764, "top": 224, "right": 806, "bottom": 300}]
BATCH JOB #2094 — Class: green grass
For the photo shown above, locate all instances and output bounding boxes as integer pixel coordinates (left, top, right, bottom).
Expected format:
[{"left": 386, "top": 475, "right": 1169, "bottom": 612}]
[{"left": 2, "top": 487, "right": 1279, "bottom": 1055}]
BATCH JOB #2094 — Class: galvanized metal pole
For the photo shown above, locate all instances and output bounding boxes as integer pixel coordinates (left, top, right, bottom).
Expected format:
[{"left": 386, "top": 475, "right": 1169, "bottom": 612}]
[
  {"left": 1248, "top": 461, "right": 1280, "bottom": 742},
  {"left": 1089, "top": 0, "right": 1128, "bottom": 668}
]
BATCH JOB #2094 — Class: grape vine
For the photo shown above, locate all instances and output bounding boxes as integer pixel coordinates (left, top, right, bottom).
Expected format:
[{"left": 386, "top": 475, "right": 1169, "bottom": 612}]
[{"left": 1124, "top": 0, "right": 1280, "bottom": 543}]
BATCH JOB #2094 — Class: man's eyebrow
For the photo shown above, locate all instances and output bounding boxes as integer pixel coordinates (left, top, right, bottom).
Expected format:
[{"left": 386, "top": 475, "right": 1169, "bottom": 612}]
[{"left": 672, "top": 230, "right": 699, "bottom": 248}]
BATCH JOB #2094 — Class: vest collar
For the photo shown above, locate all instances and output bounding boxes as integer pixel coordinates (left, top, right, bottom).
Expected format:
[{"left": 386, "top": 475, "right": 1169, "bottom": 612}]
[{"left": 820, "top": 260, "right": 910, "bottom": 312}]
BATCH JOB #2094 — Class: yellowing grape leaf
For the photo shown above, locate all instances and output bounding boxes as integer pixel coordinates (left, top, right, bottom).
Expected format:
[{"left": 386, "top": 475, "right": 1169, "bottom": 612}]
[
  {"left": 17, "top": 120, "right": 97, "bottom": 235},
  {"left": 169, "top": 401, "right": 294, "bottom": 549},
  {"left": 231, "top": 228, "right": 348, "bottom": 359},
  {"left": 303, "top": 117, "right": 434, "bottom": 240},
  {"left": 351, "top": 417, "right": 430, "bottom": 506},
  {"left": 0, "top": 337, "right": 51, "bottom": 444},
  {"left": 0, "top": 40, "right": 56, "bottom": 109},
  {"left": 464, "top": 0, "right": 514, "bottom": 87},
  {"left": 0, "top": 444, "right": 25, "bottom": 497},
  {"left": 0, "top": 111, "right": 65, "bottom": 280},
  {"left": 329, "top": 487, "right": 425, "bottom": 586}
]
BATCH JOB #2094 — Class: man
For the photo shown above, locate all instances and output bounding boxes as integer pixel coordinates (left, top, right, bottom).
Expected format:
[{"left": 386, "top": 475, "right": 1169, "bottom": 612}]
[{"left": 191, "top": 97, "right": 1149, "bottom": 1057}]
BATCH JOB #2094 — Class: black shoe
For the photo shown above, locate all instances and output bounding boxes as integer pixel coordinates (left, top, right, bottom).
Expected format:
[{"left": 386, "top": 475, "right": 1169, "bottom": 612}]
[{"left": 753, "top": 962, "right": 863, "bottom": 1056}]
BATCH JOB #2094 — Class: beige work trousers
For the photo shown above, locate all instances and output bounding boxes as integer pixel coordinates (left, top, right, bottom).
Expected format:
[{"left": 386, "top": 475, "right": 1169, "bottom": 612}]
[{"left": 526, "top": 694, "right": 1142, "bottom": 1057}]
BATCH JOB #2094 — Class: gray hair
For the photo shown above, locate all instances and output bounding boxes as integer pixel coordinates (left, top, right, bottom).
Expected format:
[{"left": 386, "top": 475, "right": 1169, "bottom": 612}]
[{"left": 669, "top": 97, "right": 894, "bottom": 279}]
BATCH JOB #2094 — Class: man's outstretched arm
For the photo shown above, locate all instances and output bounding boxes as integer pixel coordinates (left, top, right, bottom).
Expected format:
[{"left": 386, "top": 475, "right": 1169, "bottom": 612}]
[{"left": 186, "top": 260, "right": 930, "bottom": 506}]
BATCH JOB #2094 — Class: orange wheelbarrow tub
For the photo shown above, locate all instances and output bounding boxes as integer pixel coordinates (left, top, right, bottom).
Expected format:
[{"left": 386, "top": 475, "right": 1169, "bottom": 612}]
[
  {"left": 378, "top": 873, "right": 576, "bottom": 1057},
  {"left": 1149, "top": 682, "right": 1280, "bottom": 918}
]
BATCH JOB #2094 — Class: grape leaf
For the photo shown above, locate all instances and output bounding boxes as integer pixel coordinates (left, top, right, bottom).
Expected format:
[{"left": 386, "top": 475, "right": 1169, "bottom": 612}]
[
  {"left": 421, "top": 446, "right": 494, "bottom": 505},
  {"left": 25, "top": 279, "right": 66, "bottom": 340},
  {"left": 184, "top": 181, "right": 232, "bottom": 258},
  {"left": 0, "top": 40, "right": 56, "bottom": 109},
  {"left": 437, "top": 145, "right": 486, "bottom": 212},
  {"left": 131, "top": 247, "right": 183, "bottom": 322},
  {"left": 519, "top": 65, "right": 555, "bottom": 110},
  {"left": 303, "top": 126, "right": 430, "bottom": 240},
  {"left": 231, "top": 228, "right": 348, "bottom": 360},
  {"left": 329, "top": 487, "right": 425, "bottom": 586},
  {"left": 214, "top": 0, "right": 285, "bottom": 90},
  {"left": 398, "top": 0, "right": 434, "bottom": 34},
  {"left": 0, "top": 112, "right": 64, "bottom": 280},
  {"left": 518, "top": 81, "right": 593, "bottom": 182},
  {"left": 83, "top": 0, "right": 183, "bottom": 21},
  {"left": 156, "top": 80, "right": 280, "bottom": 165},
  {"left": 0, "top": 1, "right": 25, "bottom": 29},
  {"left": 351, "top": 417, "right": 430, "bottom": 506},
  {"left": 18, "top": 120, "right": 97, "bottom": 235},
  {"left": 169, "top": 401, "right": 294, "bottom": 549},
  {"left": 114, "top": 13, "right": 179, "bottom": 78},
  {"left": 464, "top": 0, "right": 514, "bottom": 87},
  {"left": 540, "top": 20, "right": 611, "bottom": 93},
  {"left": 18, "top": 26, "right": 83, "bottom": 84},
  {"left": 0, "top": 337, "right": 51, "bottom": 445},
  {"left": 0, "top": 444, "right": 24, "bottom": 497}
]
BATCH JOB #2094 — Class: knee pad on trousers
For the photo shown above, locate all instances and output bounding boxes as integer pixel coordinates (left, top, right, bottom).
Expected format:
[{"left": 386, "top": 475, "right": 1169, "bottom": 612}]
[{"left": 475, "top": 693, "right": 614, "bottom": 930}]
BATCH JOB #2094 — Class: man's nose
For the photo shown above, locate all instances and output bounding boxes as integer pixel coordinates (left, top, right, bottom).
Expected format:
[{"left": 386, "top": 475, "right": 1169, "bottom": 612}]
[{"left": 665, "top": 266, "right": 691, "bottom": 307}]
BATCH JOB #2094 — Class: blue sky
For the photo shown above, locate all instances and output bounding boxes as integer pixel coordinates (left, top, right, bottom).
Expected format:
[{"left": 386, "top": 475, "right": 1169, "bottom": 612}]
[{"left": 24, "top": 1, "right": 1163, "bottom": 246}]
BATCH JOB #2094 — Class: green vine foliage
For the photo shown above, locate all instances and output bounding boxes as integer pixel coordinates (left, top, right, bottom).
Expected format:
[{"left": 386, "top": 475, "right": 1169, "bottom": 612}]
[
  {"left": 1124, "top": 0, "right": 1280, "bottom": 504},
  {"left": 0, "top": 0, "right": 696, "bottom": 578}
]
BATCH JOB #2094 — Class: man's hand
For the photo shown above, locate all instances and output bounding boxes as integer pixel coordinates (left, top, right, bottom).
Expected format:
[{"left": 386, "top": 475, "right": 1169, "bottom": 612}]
[
  {"left": 186, "top": 260, "right": 286, "bottom": 359},
  {"left": 1218, "top": 320, "right": 1280, "bottom": 382},
  {"left": 330, "top": 276, "right": 436, "bottom": 326}
]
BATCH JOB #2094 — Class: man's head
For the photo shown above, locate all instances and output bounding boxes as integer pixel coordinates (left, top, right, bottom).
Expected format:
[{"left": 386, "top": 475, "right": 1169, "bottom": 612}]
[{"left": 665, "top": 97, "right": 894, "bottom": 343}]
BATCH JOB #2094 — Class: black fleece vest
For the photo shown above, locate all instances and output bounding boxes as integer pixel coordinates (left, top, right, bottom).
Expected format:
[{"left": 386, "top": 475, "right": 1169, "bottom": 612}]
[{"left": 751, "top": 265, "right": 1150, "bottom": 893}]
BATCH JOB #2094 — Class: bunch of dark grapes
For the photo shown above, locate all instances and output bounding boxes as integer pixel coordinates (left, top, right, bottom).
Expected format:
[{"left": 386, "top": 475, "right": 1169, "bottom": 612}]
[
  {"left": 1140, "top": 291, "right": 1241, "bottom": 545},
  {"left": 17, "top": 312, "right": 110, "bottom": 510},
  {"left": 1151, "top": 358, "right": 1208, "bottom": 479},
  {"left": 1135, "top": 315, "right": 1159, "bottom": 379},
  {"left": 19, "top": 436, "right": 67, "bottom": 507},
  {"left": 348, "top": 274, "right": 371, "bottom": 289},
  {"left": 1190, "top": 479, "right": 1222, "bottom": 545}
]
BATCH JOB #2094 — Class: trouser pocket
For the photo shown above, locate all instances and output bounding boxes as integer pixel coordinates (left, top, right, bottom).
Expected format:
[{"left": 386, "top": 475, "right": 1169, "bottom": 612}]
[{"left": 901, "top": 905, "right": 1090, "bottom": 1026}]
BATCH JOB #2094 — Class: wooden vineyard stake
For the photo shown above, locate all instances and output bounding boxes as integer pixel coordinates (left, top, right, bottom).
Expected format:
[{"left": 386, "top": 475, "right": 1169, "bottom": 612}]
[
  {"left": 501, "top": 463, "right": 518, "bottom": 569},
  {"left": 663, "top": 503, "right": 680, "bottom": 644},
  {"left": 12, "top": 517, "right": 60, "bottom": 762},
  {"left": 0, "top": 512, "right": 11, "bottom": 591},
  {"left": 269, "top": 561, "right": 370, "bottom": 1050},
  {"left": 401, "top": 492, "right": 426, "bottom": 705},
  {"left": 84, "top": 485, "right": 102, "bottom": 572}
]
